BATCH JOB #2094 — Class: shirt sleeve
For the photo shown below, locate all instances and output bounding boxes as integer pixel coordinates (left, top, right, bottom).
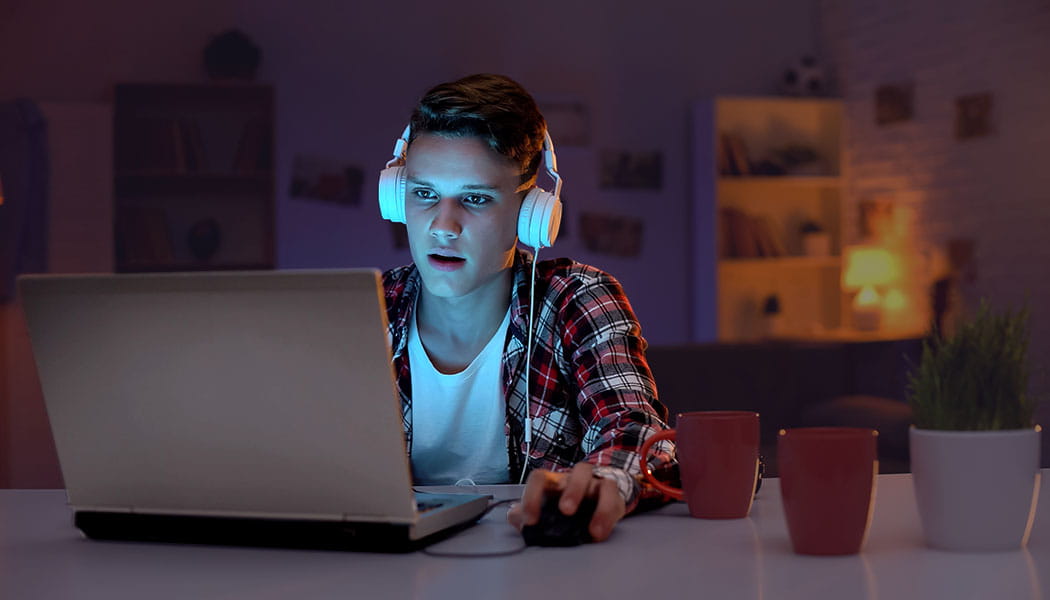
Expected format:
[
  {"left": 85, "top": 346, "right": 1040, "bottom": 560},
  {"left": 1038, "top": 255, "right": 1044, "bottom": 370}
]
[{"left": 556, "top": 270, "right": 677, "bottom": 513}]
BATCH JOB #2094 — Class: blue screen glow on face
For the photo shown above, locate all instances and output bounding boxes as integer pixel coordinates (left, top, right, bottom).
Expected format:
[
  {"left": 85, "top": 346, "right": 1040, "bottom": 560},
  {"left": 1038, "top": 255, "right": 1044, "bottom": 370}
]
[{"left": 404, "top": 133, "right": 525, "bottom": 302}]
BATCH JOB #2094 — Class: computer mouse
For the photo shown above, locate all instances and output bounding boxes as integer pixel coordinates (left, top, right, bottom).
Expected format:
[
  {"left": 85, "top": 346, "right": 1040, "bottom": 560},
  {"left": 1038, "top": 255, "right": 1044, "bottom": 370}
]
[{"left": 521, "top": 495, "right": 598, "bottom": 547}]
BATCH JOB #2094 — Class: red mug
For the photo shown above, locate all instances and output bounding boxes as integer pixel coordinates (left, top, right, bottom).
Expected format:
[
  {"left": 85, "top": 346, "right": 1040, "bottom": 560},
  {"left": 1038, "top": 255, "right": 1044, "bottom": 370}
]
[
  {"left": 640, "top": 411, "right": 760, "bottom": 519},
  {"left": 778, "top": 427, "right": 878, "bottom": 555}
]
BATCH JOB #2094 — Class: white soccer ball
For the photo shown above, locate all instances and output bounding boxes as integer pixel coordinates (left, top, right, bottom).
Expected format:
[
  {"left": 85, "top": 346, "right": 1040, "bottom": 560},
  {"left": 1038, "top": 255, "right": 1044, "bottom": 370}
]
[{"left": 781, "top": 55, "right": 826, "bottom": 97}]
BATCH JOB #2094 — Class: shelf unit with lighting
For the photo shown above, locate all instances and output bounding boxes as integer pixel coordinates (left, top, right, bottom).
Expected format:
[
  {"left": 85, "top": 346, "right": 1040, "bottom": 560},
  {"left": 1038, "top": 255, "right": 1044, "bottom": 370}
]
[{"left": 691, "top": 96, "right": 845, "bottom": 342}]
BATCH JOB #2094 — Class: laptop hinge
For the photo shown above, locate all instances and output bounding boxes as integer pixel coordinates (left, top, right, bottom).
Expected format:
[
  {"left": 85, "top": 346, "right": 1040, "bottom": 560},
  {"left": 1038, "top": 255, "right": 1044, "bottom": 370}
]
[
  {"left": 73, "top": 505, "right": 135, "bottom": 514},
  {"left": 341, "top": 513, "right": 416, "bottom": 525}
]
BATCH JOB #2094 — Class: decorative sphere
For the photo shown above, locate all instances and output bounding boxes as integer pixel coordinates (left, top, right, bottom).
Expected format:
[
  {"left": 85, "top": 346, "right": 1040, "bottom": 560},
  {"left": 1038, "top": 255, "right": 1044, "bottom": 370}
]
[{"left": 781, "top": 55, "right": 826, "bottom": 97}]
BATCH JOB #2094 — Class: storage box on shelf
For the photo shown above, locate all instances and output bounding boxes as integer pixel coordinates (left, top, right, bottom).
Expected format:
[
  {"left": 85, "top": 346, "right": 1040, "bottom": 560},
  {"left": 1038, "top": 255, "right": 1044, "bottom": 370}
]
[
  {"left": 113, "top": 83, "right": 275, "bottom": 272},
  {"left": 692, "top": 97, "right": 844, "bottom": 342}
]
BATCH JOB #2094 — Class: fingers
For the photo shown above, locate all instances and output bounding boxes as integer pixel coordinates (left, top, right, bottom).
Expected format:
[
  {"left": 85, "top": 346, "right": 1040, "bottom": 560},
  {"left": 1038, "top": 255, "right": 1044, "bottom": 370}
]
[
  {"left": 506, "top": 501, "right": 524, "bottom": 528},
  {"left": 505, "top": 464, "right": 627, "bottom": 543},
  {"left": 558, "top": 462, "right": 596, "bottom": 515},
  {"left": 588, "top": 477, "right": 626, "bottom": 542},
  {"left": 507, "top": 469, "right": 563, "bottom": 529}
]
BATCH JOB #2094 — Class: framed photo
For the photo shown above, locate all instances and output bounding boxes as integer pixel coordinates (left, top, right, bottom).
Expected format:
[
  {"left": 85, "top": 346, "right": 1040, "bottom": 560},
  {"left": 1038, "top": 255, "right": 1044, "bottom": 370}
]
[
  {"left": 598, "top": 150, "right": 662, "bottom": 190},
  {"left": 290, "top": 154, "right": 363, "bottom": 205},
  {"left": 874, "top": 83, "right": 914, "bottom": 125},
  {"left": 580, "top": 212, "right": 643, "bottom": 257},
  {"left": 955, "top": 93, "right": 993, "bottom": 140},
  {"left": 538, "top": 98, "right": 590, "bottom": 147}
]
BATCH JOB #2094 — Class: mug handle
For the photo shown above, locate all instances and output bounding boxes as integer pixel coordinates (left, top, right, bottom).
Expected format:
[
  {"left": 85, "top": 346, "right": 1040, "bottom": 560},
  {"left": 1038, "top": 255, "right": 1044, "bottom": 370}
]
[{"left": 639, "top": 429, "right": 683, "bottom": 501}]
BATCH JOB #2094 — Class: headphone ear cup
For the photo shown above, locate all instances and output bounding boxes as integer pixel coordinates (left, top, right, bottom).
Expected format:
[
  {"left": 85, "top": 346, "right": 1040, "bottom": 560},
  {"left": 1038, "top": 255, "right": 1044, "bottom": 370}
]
[
  {"left": 378, "top": 165, "right": 407, "bottom": 224},
  {"left": 518, "top": 187, "right": 562, "bottom": 249}
]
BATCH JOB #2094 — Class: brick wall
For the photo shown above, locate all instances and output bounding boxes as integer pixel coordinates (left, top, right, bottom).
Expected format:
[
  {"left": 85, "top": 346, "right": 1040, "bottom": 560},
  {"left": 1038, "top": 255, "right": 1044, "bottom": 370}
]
[{"left": 820, "top": 0, "right": 1050, "bottom": 461}]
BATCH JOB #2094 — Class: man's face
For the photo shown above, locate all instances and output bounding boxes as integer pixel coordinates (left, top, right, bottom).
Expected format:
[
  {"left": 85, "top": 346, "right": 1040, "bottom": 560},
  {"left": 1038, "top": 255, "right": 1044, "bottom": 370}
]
[{"left": 404, "top": 133, "right": 525, "bottom": 300}]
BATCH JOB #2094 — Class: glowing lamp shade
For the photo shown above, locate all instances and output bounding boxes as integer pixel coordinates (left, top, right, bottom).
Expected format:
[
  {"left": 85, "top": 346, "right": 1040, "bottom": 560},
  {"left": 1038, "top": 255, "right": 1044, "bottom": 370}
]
[
  {"left": 842, "top": 246, "right": 902, "bottom": 331},
  {"left": 842, "top": 246, "right": 901, "bottom": 290}
]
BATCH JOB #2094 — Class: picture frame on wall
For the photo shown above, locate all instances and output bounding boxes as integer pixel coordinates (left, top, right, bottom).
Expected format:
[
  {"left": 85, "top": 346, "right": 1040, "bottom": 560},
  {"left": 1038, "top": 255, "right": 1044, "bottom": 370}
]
[
  {"left": 598, "top": 150, "right": 662, "bottom": 190},
  {"left": 538, "top": 99, "right": 590, "bottom": 147},
  {"left": 874, "top": 83, "right": 914, "bottom": 125},
  {"left": 955, "top": 93, "right": 993, "bottom": 140},
  {"left": 580, "top": 211, "right": 644, "bottom": 257},
  {"left": 289, "top": 154, "right": 364, "bottom": 206}
]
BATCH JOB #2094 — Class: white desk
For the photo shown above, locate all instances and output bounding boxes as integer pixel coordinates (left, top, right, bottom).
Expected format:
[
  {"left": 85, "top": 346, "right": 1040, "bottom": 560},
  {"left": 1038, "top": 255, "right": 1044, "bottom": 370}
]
[{"left": 3, "top": 471, "right": 1048, "bottom": 600}]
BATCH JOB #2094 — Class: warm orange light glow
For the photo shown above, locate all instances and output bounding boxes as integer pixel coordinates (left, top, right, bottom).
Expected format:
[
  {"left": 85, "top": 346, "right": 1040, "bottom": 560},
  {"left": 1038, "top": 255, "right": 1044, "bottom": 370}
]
[
  {"left": 851, "top": 284, "right": 882, "bottom": 330},
  {"left": 842, "top": 246, "right": 902, "bottom": 289},
  {"left": 855, "top": 285, "right": 881, "bottom": 307},
  {"left": 883, "top": 288, "right": 907, "bottom": 311}
]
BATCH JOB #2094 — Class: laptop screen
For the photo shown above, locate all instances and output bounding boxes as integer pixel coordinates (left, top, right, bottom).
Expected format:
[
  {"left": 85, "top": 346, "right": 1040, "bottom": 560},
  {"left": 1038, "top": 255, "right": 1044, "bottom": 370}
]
[{"left": 20, "top": 270, "right": 417, "bottom": 523}]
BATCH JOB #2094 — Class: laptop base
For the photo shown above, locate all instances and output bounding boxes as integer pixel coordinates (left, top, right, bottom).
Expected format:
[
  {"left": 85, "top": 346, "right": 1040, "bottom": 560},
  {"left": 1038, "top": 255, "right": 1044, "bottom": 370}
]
[{"left": 74, "top": 510, "right": 479, "bottom": 553}]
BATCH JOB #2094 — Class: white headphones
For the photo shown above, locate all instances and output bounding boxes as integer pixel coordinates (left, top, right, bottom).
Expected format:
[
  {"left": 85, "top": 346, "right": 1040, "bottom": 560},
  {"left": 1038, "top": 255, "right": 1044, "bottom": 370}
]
[{"left": 377, "top": 125, "right": 563, "bottom": 249}]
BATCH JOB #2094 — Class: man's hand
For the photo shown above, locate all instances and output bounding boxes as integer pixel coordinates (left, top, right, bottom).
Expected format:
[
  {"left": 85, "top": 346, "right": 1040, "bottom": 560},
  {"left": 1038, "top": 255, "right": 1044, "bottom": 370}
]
[{"left": 506, "top": 462, "right": 626, "bottom": 542}]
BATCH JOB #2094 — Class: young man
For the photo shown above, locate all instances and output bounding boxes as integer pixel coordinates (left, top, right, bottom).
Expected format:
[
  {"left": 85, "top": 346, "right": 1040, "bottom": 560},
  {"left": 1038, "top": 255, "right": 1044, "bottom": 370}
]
[{"left": 379, "top": 73, "right": 675, "bottom": 542}]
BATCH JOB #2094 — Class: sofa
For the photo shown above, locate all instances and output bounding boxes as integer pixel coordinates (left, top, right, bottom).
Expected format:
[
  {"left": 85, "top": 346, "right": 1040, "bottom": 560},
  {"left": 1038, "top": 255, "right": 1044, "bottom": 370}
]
[{"left": 645, "top": 337, "right": 924, "bottom": 476}]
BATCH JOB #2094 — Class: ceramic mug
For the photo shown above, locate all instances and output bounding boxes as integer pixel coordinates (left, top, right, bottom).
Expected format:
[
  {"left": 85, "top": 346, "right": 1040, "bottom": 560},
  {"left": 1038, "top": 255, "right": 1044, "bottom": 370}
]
[
  {"left": 778, "top": 427, "right": 878, "bottom": 555},
  {"left": 640, "top": 411, "right": 760, "bottom": 519}
]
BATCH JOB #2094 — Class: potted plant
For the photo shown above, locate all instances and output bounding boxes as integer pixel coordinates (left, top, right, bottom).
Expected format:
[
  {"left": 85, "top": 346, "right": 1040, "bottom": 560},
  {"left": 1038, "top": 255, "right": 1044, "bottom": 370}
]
[
  {"left": 907, "top": 300, "right": 1042, "bottom": 551},
  {"left": 761, "top": 294, "right": 785, "bottom": 338}
]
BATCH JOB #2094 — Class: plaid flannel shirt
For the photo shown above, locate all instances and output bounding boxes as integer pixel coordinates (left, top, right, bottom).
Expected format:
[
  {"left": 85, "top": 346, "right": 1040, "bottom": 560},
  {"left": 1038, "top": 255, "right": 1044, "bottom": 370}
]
[{"left": 383, "top": 249, "right": 677, "bottom": 512}]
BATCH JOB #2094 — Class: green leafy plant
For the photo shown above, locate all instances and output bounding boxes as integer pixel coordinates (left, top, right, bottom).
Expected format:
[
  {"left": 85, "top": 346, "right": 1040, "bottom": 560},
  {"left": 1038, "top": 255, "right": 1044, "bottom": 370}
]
[{"left": 907, "top": 300, "right": 1035, "bottom": 430}]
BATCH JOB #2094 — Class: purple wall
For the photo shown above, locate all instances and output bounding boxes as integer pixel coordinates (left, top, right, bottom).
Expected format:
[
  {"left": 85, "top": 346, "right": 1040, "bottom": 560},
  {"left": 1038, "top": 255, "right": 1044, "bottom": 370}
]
[{"left": 0, "top": 0, "right": 820, "bottom": 344}]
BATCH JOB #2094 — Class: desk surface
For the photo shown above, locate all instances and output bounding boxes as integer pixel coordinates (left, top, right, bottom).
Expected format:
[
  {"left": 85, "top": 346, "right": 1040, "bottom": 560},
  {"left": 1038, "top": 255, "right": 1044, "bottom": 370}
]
[{"left": 3, "top": 472, "right": 1047, "bottom": 600}]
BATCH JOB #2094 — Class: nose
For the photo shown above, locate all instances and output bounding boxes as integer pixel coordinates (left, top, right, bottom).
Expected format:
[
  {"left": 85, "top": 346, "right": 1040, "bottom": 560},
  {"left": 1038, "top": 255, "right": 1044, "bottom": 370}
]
[{"left": 429, "top": 198, "right": 462, "bottom": 241}]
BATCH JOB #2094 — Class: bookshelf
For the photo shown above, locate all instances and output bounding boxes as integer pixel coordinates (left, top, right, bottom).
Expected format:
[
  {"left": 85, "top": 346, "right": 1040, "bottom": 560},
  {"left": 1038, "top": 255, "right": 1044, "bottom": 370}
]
[
  {"left": 692, "top": 97, "right": 844, "bottom": 342},
  {"left": 112, "top": 83, "right": 275, "bottom": 272}
]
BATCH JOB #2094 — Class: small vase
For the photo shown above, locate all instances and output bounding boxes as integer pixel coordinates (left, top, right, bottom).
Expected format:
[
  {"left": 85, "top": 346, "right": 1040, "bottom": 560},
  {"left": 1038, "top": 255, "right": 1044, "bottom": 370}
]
[
  {"left": 801, "top": 232, "right": 831, "bottom": 257},
  {"left": 910, "top": 426, "right": 1042, "bottom": 551}
]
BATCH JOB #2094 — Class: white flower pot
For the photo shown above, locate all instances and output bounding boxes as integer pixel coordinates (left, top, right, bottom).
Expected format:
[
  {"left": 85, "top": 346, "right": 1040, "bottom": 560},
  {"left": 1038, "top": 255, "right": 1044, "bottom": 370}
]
[{"left": 910, "top": 426, "right": 1042, "bottom": 551}]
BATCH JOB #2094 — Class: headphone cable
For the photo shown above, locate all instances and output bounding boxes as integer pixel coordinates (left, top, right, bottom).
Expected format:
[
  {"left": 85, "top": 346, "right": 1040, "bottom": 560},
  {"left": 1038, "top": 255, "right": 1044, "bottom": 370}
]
[{"left": 518, "top": 248, "right": 539, "bottom": 485}]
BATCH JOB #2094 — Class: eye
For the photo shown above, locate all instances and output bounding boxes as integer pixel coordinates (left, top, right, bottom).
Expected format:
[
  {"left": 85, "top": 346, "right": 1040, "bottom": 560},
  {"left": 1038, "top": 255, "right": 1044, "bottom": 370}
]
[
  {"left": 411, "top": 188, "right": 438, "bottom": 202},
  {"left": 462, "top": 194, "right": 493, "bottom": 207}
]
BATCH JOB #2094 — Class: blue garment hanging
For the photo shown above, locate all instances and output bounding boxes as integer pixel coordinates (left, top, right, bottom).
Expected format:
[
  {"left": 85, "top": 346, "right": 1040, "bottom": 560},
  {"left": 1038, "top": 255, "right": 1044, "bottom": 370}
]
[{"left": 0, "top": 99, "right": 49, "bottom": 302}]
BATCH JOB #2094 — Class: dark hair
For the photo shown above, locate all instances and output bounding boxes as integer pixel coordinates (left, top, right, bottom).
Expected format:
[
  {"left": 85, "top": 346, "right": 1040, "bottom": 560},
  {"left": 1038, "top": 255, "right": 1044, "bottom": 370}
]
[{"left": 409, "top": 73, "right": 546, "bottom": 185}]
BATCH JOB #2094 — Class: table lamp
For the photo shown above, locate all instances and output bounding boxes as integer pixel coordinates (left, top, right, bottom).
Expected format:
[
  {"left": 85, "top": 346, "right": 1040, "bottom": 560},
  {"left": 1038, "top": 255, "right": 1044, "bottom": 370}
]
[{"left": 842, "top": 245, "right": 901, "bottom": 331}]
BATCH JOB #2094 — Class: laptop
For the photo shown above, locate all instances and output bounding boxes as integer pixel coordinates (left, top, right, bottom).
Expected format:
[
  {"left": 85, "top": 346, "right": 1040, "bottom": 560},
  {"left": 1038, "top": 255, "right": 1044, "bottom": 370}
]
[{"left": 17, "top": 269, "right": 490, "bottom": 552}]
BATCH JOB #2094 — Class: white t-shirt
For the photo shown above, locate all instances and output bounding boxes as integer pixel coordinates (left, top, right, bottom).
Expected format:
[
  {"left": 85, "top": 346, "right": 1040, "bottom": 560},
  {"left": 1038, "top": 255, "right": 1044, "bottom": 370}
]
[{"left": 408, "top": 307, "right": 511, "bottom": 485}]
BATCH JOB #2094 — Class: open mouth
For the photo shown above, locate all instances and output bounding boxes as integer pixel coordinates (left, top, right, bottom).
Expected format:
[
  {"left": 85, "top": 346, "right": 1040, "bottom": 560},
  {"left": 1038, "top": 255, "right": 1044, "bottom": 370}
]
[
  {"left": 427, "top": 253, "right": 466, "bottom": 271},
  {"left": 428, "top": 254, "right": 465, "bottom": 264}
]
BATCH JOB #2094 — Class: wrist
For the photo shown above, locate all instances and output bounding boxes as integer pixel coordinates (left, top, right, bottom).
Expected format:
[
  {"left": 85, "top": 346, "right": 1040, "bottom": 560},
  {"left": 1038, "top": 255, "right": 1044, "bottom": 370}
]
[{"left": 591, "top": 465, "right": 640, "bottom": 512}]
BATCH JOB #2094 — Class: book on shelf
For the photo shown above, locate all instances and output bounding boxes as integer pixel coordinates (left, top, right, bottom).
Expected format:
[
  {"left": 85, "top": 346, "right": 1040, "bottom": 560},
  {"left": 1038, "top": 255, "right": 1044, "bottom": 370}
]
[
  {"left": 177, "top": 118, "right": 209, "bottom": 172},
  {"left": 232, "top": 116, "right": 273, "bottom": 174},
  {"left": 751, "top": 215, "right": 787, "bottom": 257},
  {"left": 718, "top": 133, "right": 751, "bottom": 176},
  {"left": 124, "top": 118, "right": 179, "bottom": 172},
  {"left": 117, "top": 206, "right": 174, "bottom": 265},
  {"left": 718, "top": 208, "right": 789, "bottom": 259},
  {"left": 119, "top": 117, "right": 211, "bottom": 174},
  {"left": 719, "top": 207, "right": 759, "bottom": 258},
  {"left": 717, "top": 133, "right": 733, "bottom": 176}
]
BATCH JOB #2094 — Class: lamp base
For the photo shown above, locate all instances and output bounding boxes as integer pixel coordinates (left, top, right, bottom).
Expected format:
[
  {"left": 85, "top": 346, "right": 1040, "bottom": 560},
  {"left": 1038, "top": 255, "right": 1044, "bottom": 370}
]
[{"left": 852, "top": 306, "right": 882, "bottom": 331}]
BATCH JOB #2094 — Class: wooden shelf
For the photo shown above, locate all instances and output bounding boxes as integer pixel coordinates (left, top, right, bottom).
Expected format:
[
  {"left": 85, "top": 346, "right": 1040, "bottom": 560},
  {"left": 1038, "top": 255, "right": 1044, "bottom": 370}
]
[
  {"left": 720, "top": 256, "right": 840, "bottom": 269},
  {"left": 692, "top": 96, "right": 845, "bottom": 342},
  {"left": 113, "top": 83, "right": 275, "bottom": 273},
  {"left": 718, "top": 175, "right": 842, "bottom": 188}
]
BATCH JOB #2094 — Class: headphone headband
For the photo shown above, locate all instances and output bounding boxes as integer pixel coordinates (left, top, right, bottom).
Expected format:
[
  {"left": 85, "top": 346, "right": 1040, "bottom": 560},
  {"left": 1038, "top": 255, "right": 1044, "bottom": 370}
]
[{"left": 386, "top": 125, "right": 411, "bottom": 168}]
